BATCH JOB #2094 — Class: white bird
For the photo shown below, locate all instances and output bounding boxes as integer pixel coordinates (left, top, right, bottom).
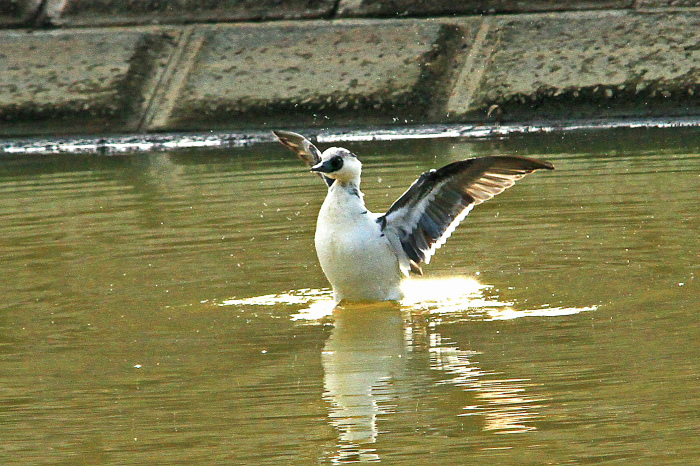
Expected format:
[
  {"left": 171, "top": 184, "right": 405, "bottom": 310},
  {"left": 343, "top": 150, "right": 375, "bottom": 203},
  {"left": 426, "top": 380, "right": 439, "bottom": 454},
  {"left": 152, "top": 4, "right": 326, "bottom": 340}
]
[{"left": 273, "top": 130, "right": 554, "bottom": 304}]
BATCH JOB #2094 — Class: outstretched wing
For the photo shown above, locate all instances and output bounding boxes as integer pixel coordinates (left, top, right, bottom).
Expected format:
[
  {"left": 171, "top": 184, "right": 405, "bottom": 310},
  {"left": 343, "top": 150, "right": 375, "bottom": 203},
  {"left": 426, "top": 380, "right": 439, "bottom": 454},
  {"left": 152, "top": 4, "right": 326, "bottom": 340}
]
[
  {"left": 272, "top": 130, "right": 334, "bottom": 186},
  {"left": 378, "top": 156, "right": 554, "bottom": 275}
]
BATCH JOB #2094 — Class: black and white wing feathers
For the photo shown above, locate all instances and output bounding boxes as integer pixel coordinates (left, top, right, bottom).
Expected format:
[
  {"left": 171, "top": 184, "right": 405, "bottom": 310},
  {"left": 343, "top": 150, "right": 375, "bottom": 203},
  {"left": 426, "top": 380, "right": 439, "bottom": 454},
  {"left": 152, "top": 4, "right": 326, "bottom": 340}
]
[
  {"left": 379, "top": 156, "right": 554, "bottom": 275},
  {"left": 272, "top": 130, "right": 334, "bottom": 186}
]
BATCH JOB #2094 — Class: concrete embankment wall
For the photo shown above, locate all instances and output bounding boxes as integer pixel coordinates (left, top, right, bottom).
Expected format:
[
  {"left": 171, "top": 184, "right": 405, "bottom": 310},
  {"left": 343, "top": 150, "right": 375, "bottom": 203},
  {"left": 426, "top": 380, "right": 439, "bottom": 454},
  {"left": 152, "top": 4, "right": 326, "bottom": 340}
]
[{"left": 2, "top": 1, "right": 700, "bottom": 137}]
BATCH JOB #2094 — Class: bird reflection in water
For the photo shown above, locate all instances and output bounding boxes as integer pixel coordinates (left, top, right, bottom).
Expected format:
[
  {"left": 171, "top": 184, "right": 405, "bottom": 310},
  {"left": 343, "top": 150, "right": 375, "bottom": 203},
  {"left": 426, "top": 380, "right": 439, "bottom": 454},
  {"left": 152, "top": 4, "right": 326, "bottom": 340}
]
[
  {"left": 222, "top": 276, "right": 596, "bottom": 462},
  {"left": 322, "top": 303, "right": 405, "bottom": 462}
]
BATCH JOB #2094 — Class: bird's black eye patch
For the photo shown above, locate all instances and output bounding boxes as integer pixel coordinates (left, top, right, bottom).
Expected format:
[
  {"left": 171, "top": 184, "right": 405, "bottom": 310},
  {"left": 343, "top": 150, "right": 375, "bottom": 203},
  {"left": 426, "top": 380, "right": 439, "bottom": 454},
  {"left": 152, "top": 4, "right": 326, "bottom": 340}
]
[{"left": 330, "top": 156, "right": 343, "bottom": 171}]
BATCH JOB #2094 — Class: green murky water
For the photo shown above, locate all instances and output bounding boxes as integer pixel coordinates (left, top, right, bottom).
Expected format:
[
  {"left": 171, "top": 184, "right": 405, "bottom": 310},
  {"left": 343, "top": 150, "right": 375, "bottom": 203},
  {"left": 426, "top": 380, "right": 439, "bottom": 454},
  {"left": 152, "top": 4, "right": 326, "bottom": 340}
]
[{"left": 0, "top": 127, "right": 698, "bottom": 464}]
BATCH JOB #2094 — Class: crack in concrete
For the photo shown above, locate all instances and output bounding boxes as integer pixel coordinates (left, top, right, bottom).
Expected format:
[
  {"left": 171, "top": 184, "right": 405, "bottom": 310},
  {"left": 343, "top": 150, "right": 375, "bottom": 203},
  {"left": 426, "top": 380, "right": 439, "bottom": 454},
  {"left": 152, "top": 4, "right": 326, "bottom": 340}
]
[
  {"left": 447, "top": 18, "right": 499, "bottom": 116},
  {"left": 138, "top": 26, "right": 204, "bottom": 132}
]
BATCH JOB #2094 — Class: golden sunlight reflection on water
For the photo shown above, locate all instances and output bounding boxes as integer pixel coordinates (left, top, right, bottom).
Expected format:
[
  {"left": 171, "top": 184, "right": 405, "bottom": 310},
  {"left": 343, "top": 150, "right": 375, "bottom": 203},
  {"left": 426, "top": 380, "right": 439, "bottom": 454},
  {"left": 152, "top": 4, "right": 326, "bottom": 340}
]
[
  {"left": 223, "top": 276, "right": 596, "bottom": 323},
  {"left": 221, "top": 276, "right": 597, "bottom": 460}
]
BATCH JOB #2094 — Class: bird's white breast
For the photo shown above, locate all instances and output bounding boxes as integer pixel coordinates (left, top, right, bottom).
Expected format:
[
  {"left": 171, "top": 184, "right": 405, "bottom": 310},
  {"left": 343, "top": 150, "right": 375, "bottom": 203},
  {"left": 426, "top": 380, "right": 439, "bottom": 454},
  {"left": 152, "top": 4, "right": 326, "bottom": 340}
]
[{"left": 315, "top": 183, "right": 403, "bottom": 303}]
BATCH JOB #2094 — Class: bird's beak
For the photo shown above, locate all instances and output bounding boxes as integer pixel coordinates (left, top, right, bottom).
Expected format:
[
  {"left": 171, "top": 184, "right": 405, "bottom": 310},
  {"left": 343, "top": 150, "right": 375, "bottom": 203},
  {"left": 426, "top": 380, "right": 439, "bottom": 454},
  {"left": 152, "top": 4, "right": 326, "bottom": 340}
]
[{"left": 310, "top": 160, "right": 334, "bottom": 173}]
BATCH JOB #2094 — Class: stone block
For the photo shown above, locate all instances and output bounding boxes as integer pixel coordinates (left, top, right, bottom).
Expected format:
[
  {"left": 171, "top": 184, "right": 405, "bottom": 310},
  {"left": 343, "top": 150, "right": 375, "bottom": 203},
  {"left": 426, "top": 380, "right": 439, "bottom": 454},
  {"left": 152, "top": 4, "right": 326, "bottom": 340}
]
[
  {"left": 337, "top": 0, "right": 633, "bottom": 17},
  {"left": 0, "top": 0, "right": 41, "bottom": 27},
  {"left": 46, "top": 0, "right": 337, "bottom": 27},
  {"left": 448, "top": 11, "right": 700, "bottom": 121},
  {"left": 0, "top": 28, "right": 178, "bottom": 136},
  {"left": 636, "top": 0, "right": 700, "bottom": 7},
  {"left": 153, "top": 20, "right": 455, "bottom": 131}
]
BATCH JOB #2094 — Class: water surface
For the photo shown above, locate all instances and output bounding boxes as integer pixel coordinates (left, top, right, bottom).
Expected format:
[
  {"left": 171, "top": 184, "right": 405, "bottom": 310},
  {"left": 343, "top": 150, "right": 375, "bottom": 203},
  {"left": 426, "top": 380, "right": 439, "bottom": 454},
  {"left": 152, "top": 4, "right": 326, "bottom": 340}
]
[{"left": 0, "top": 127, "right": 698, "bottom": 464}]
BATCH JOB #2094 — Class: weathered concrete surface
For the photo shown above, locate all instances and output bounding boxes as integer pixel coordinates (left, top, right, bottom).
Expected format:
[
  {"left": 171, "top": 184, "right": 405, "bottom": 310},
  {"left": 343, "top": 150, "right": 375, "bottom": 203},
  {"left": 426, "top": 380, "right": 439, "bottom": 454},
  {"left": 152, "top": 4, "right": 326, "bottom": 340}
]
[
  {"left": 336, "top": 0, "right": 633, "bottom": 17},
  {"left": 446, "top": 11, "right": 700, "bottom": 121},
  {"left": 0, "top": 28, "right": 179, "bottom": 136},
  {"left": 2, "top": 8, "right": 700, "bottom": 136},
  {"left": 0, "top": 0, "right": 41, "bottom": 26},
  {"left": 44, "top": 0, "right": 337, "bottom": 27},
  {"left": 636, "top": 0, "right": 700, "bottom": 7},
  {"left": 153, "top": 20, "right": 456, "bottom": 131},
  {"left": 39, "top": 0, "right": 639, "bottom": 27}
]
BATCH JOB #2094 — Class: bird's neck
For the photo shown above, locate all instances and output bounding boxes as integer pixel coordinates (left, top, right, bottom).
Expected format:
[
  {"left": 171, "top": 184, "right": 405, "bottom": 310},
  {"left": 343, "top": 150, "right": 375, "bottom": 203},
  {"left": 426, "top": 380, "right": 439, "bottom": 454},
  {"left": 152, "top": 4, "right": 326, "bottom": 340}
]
[
  {"left": 334, "top": 179, "right": 361, "bottom": 197},
  {"left": 323, "top": 179, "right": 366, "bottom": 218}
]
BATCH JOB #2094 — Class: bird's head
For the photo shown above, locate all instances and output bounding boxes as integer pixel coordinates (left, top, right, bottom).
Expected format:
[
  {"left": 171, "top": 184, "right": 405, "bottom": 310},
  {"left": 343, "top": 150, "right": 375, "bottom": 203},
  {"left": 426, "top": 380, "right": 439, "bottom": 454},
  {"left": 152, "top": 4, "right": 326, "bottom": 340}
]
[{"left": 310, "top": 147, "right": 362, "bottom": 184}]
